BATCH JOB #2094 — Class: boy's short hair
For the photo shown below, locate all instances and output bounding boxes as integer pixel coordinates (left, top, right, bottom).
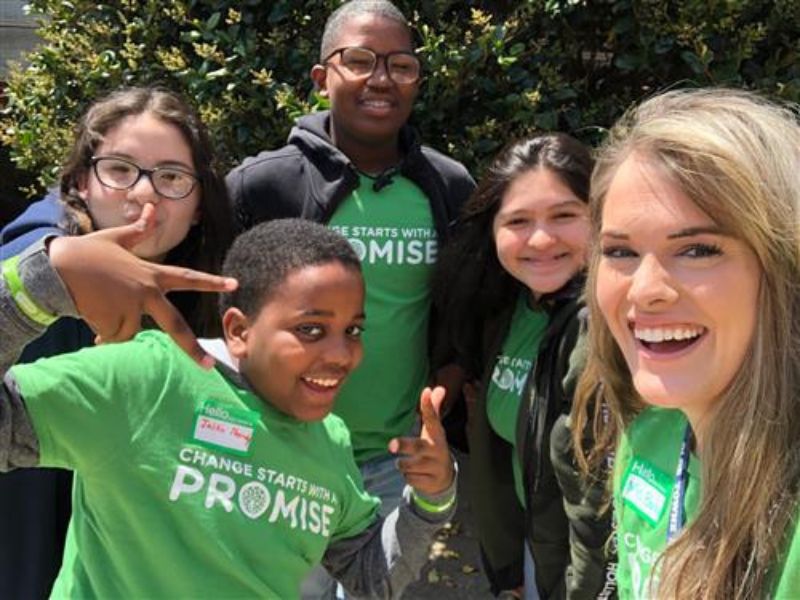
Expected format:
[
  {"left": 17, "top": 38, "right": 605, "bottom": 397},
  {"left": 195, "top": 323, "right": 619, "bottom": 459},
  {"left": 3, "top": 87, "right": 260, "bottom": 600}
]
[
  {"left": 320, "top": 0, "right": 409, "bottom": 60},
  {"left": 220, "top": 219, "right": 361, "bottom": 317}
]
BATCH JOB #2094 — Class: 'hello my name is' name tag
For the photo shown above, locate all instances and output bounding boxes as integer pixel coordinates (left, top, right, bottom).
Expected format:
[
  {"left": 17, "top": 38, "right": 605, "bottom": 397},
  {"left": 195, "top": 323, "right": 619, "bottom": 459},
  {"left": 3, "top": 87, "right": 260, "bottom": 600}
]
[
  {"left": 192, "top": 400, "right": 259, "bottom": 456},
  {"left": 621, "top": 457, "right": 671, "bottom": 526}
]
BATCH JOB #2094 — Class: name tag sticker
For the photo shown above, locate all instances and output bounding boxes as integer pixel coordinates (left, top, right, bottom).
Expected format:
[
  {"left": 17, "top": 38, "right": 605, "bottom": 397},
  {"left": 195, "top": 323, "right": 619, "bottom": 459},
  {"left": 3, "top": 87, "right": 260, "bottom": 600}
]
[
  {"left": 192, "top": 400, "right": 259, "bottom": 456},
  {"left": 622, "top": 457, "right": 671, "bottom": 526}
]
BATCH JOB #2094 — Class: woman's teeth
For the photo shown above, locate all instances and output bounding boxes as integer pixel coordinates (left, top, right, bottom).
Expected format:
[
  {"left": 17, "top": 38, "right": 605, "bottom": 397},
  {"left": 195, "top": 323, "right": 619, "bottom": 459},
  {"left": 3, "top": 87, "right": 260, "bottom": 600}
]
[{"left": 634, "top": 326, "right": 704, "bottom": 343}]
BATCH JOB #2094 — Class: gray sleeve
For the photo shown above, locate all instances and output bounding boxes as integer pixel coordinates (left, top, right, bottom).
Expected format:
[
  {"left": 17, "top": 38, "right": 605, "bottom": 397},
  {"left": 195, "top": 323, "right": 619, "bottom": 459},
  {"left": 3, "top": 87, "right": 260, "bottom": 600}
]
[
  {"left": 0, "top": 236, "right": 77, "bottom": 471},
  {"left": 321, "top": 478, "right": 457, "bottom": 599},
  {"left": 0, "top": 237, "right": 77, "bottom": 374},
  {"left": 0, "top": 373, "right": 40, "bottom": 470}
]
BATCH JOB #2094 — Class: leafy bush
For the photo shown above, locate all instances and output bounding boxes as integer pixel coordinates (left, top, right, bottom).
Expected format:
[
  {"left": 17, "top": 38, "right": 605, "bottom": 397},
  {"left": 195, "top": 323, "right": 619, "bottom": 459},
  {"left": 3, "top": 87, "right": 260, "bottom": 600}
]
[{"left": 2, "top": 0, "right": 798, "bottom": 197}]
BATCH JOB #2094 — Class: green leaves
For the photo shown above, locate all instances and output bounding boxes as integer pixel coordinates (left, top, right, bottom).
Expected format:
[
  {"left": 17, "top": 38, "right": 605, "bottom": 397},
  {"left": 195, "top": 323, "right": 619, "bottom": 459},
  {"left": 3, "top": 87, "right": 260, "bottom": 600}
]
[{"left": 1, "top": 0, "right": 797, "bottom": 196}]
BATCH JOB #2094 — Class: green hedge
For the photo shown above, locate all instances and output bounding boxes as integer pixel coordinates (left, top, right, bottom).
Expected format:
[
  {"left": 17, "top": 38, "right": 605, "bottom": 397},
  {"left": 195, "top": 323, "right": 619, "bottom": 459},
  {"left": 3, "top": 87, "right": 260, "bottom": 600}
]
[{"left": 2, "top": 0, "right": 798, "bottom": 196}]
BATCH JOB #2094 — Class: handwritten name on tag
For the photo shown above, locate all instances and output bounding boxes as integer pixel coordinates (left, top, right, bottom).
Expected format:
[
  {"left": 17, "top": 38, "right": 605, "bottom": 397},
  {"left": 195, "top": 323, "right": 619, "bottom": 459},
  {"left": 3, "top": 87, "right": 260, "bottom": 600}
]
[{"left": 192, "top": 400, "right": 258, "bottom": 456}]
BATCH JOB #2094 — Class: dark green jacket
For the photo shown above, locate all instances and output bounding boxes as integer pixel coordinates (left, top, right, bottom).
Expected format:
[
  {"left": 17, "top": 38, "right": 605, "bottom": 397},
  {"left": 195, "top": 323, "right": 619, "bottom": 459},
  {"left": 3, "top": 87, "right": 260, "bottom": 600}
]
[{"left": 467, "top": 279, "right": 615, "bottom": 598}]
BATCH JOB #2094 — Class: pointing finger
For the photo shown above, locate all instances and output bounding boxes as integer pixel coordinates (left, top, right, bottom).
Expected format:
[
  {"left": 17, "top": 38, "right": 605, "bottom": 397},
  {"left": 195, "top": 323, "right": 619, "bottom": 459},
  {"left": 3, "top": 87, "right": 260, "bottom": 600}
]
[
  {"left": 429, "top": 385, "right": 446, "bottom": 415},
  {"left": 390, "top": 436, "right": 425, "bottom": 457},
  {"left": 154, "top": 265, "right": 238, "bottom": 294},
  {"left": 420, "top": 386, "right": 447, "bottom": 444}
]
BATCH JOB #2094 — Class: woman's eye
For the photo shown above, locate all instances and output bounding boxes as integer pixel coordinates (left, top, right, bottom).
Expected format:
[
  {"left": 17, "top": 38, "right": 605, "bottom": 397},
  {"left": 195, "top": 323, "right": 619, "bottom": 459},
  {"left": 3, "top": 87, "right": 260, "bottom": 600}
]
[
  {"left": 296, "top": 324, "right": 324, "bottom": 339},
  {"left": 346, "top": 324, "right": 364, "bottom": 339},
  {"left": 681, "top": 243, "right": 722, "bottom": 258},
  {"left": 601, "top": 246, "right": 636, "bottom": 259}
]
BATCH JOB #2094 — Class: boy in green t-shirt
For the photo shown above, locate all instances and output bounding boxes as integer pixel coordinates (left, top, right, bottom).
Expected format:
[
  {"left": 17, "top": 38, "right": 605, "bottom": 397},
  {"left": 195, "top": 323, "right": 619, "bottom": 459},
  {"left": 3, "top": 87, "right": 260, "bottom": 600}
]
[
  {"left": 0, "top": 210, "right": 456, "bottom": 598},
  {"left": 227, "top": 10, "right": 475, "bottom": 594}
]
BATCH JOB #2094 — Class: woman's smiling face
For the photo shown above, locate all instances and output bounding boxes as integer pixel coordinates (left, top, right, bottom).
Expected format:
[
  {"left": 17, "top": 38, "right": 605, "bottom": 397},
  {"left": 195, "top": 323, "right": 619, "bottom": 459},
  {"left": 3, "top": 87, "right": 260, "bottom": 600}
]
[{"left": 595, "top": 153, "right": 761, "bottom": 427}]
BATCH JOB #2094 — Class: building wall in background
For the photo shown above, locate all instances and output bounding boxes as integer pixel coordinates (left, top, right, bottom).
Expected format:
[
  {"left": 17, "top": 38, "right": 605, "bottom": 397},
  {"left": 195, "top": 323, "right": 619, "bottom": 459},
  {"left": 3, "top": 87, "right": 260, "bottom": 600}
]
[
  {"left": 1, "top": 2, "right": 39, "bottom": 227},
  {"left": 0, "top": 0, "right": 38, "bottom": 80}
]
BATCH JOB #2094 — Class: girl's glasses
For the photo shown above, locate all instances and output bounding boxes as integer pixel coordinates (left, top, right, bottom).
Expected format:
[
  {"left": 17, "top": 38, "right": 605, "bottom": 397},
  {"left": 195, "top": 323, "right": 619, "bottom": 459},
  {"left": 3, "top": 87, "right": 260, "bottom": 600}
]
[{"left": 91, "top": 156, "right": 199, "bottom": 200}]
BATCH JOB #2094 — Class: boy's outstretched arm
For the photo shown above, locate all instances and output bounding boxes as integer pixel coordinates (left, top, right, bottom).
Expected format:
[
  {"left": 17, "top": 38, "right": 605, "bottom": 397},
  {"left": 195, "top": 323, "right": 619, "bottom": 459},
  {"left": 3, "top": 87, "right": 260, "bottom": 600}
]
[
  {"left": 1, "top": 203, "right": 237, "bottom": 373},
  {"left": 322, "top": 386, "right": 457, "bottom": 598},
  {"left": 0, "top": 205, "right": 237, "bottom": 471}
]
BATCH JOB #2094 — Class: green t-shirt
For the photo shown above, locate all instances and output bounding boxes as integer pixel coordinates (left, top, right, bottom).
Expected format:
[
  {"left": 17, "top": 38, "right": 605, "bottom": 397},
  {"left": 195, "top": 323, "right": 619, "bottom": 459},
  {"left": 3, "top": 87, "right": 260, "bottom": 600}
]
[
  {"left": 614, "top": 408, "right": 800, "bottom": 599},
  {"left": 12, "top": 331, "right": 379, "bottom": 599},
  {"left": 328, "top": 175, "right": 436, "bottom": 463},
  {"left": 775, "top": 517, "right": 800, "bottom": 598},
  {"left": 486, "top": 294, "right": 548, "bottom": 505}
]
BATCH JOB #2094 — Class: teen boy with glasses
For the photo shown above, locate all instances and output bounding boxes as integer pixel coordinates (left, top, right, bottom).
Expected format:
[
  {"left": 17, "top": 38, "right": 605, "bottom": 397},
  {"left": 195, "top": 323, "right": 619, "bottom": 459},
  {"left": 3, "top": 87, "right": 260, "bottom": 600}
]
[{"left": 227, "top": 1, "right": 475, "bottom": 596}]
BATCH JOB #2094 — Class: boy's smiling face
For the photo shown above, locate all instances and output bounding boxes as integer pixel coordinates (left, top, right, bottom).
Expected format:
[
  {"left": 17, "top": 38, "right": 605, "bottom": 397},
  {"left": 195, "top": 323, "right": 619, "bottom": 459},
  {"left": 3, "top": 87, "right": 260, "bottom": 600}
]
[
  {"left": 224, "top": 261, "right": 365, "bottom": 422},
  {"left": 311, "top": 14, "right": 419, "bottom": 151}
]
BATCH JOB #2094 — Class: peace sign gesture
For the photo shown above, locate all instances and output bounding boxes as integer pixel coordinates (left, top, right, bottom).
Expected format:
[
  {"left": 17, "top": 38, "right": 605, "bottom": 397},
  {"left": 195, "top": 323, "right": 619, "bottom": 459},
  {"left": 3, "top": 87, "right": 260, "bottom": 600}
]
[{"left": 48, "top": 203, "right": 237, "bottom": 367}]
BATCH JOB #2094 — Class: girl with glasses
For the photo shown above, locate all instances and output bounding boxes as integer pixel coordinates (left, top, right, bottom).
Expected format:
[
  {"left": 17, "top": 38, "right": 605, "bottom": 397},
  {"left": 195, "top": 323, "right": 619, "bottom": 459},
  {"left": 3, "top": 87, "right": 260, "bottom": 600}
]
[{"left": 0, "top": 86, "right": 233, "bottom": 598}]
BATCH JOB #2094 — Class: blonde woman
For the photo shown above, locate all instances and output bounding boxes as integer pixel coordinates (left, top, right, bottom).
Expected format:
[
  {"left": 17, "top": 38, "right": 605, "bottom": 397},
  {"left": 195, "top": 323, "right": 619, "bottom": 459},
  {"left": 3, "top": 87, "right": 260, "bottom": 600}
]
[{"left": 574, "top": 88, "right": 800, "bottom": 598}]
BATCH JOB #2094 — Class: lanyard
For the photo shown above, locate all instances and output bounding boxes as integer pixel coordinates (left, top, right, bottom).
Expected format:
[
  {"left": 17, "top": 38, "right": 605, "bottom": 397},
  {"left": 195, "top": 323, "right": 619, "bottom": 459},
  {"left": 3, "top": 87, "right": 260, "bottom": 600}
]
[
  {"left": 666, "top": 424, "right": 693, "bottom": 542},
  {"left": 602, "top": 401, "right": 615, "bottom": 470}
]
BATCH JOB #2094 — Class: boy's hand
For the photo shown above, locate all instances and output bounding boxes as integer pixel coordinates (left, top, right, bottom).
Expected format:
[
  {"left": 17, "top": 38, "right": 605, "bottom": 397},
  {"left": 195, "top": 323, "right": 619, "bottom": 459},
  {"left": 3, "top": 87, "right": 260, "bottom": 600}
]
[
  {"left": 47, "top": 204, "right": 238, "bottom": 367},
  {"left": 388, "top": 386, "right": 455, "bottom": 496}
]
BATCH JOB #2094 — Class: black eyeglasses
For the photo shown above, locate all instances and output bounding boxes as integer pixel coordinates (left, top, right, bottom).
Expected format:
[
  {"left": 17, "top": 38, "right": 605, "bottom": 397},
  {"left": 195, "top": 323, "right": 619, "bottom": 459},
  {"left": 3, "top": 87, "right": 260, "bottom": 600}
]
[
  {"left": 90, "top": 156, "right": 199, "bottom": 200},
  {"left": 323, "top": 46, "right": 421, "bottom": 84}
]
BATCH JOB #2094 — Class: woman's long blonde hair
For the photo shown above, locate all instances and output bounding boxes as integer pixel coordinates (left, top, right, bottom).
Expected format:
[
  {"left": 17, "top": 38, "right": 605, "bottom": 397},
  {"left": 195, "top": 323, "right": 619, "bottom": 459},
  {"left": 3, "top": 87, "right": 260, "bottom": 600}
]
[{"left": 573, "top": 88, "right": 800, "bottom": 598}]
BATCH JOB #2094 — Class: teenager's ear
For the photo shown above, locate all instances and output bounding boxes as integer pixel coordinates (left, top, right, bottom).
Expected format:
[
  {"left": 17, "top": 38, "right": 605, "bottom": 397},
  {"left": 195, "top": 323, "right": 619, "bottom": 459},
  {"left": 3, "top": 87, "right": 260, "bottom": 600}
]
[
  {"left": 75, "top": 171, "right": 90, "bottom": 201},
  {"left": 310, "top": 64, "right": 329, "bottom": 97},
  {"left": 222, "top": 308, "right": 250, "bottom": 359}
]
